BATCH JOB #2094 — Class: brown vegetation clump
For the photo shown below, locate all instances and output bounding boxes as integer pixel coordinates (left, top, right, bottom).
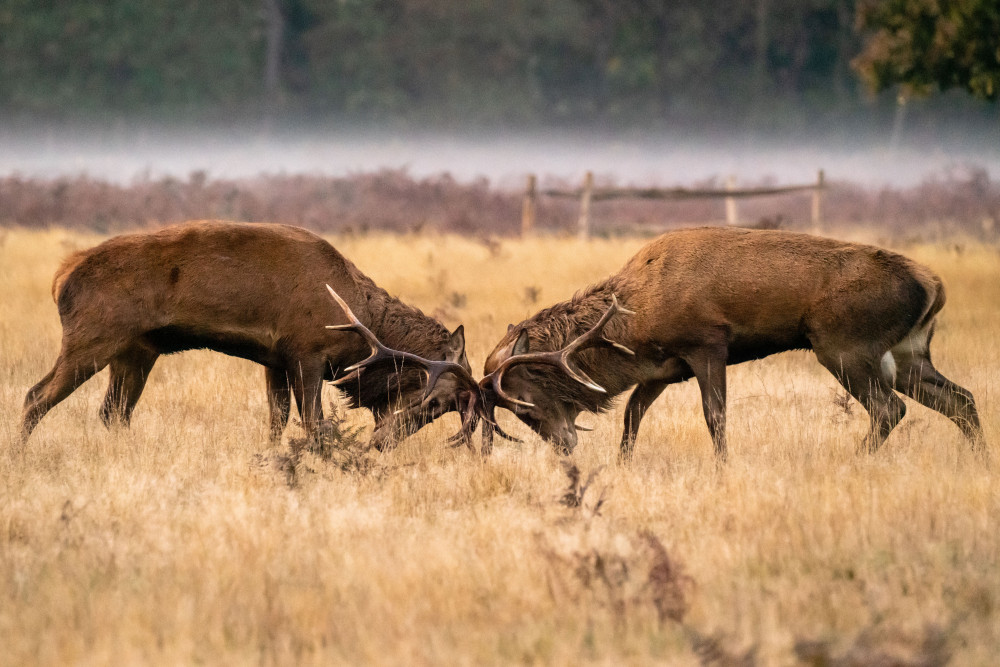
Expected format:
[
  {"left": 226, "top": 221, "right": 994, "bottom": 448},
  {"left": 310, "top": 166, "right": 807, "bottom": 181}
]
[
  {"left": 1, "top": 168, "right": 998, "bottom": 239},
  {"left": 794, "top": 623, "right": 951, "bottom": 667}
]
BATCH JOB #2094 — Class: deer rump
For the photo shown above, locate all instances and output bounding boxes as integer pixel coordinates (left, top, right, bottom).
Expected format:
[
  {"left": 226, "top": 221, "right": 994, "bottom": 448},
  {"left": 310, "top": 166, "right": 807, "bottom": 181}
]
[
  {"left": 21, "top": 220, "right": 474, "bottom": 448},
  {"left": 478, "top": 227, "right": 983, "bottom": 458}
]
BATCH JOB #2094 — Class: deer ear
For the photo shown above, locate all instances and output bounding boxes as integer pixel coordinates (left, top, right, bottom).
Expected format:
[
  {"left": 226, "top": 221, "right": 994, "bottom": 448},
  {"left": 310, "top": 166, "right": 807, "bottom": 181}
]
[
  {"left": 512, "top": 328, "right": 530, "bottom": 355},
  {"left": 447, "top": 325, "right": 466, "bottom": 358},
  {"left": 507, "top": 323, "right": 515, "bottom": 333}
]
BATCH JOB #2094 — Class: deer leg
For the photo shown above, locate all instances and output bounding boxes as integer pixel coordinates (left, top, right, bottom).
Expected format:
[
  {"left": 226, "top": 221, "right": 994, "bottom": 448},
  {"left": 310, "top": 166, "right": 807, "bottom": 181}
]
[
  {"left": 292, "top": 362, "right": 326, "bottom": 439},
  {"left": 21, "top": 342, "right": 114, "bottom": 442},
  {"left": 100, "top": 346, "right": 158, "bottom": 428},
  {"left": 818, "top": 351, "right": 905, "bottom": 453},
  {"left": 620, "top": 380, "right": 669, "bottom": 461},
  {"left": 893, "top": 353, "right": 983, "bottom": 448},
  {"left": 265, "top": 367, "right": 292, "bottom": 444},
  {"left": 684, "top": 346, "right": 729, "bottom": 461}
]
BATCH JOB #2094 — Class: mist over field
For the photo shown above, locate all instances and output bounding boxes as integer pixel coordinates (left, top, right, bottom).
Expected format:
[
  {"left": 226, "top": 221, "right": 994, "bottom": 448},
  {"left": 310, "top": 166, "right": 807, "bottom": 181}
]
[{"left": 1, "top": 122, "right": 998, "bottom": 188}]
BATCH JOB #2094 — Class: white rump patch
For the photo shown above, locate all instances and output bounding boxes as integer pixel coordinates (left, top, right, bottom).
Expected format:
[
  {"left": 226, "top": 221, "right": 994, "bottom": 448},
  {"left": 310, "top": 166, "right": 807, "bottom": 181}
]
[{"left": 880, "top": 351, "right": 897, "bottom": 384}]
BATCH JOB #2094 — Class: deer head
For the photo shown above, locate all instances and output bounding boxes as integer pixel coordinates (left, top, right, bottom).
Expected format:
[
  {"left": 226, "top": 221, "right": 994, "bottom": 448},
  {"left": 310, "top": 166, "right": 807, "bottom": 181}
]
[
  {"left": 325, "top": 285, "right": 482, "bottom": 451},
  {"left": 473, "top": 295, "right": 635, "bottom": 453}
]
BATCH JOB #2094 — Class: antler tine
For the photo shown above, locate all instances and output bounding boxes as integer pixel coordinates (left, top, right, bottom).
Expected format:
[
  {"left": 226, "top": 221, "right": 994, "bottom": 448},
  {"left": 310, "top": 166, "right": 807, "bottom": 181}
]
[
  {"left": 325, "top": 284, "right": 391, "bottom": 374},
  {"left": 613, "top": 294, "right": 637, "bottom": 316},
  {"left": 476, "top": 396, "right": 523, "bottom": 454},
  {"left": 551, "top": 293, "right": 636, "bottom": 390},
  {"left": 420, "top": 361, "right": 470, "bottom": 399},
  {"left": 388, "top": 360, "right": 481, "bottom": 416},
  {"left": 325, "top": 284, "right": 480, "bottom": 401},
  {"left": 485, "top": 294, "right": 636, "bottom": 403},
  {"left": 446, "top": 391, "right": 482, "bottom": 450},
  {"left": 488, "top": 370, "right": 535, "bottom": 408},
  {"left": 492, "top": 422, "right": 523, "bottom": 443},
  {"left": 562, "top": 294, "right": 633, "bottom": 356}
]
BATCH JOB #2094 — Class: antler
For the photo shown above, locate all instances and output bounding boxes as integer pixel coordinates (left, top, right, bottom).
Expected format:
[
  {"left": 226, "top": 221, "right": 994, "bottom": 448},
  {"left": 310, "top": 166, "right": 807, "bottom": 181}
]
[
  {"left": 484, "top": 294, "right": 636, "bottom": 408},
  {"left": 447, "top": 389, "right": 523, "bottom": 451},
  {"left": 324, "top": 285, "right": 478, "bottom": 406}
]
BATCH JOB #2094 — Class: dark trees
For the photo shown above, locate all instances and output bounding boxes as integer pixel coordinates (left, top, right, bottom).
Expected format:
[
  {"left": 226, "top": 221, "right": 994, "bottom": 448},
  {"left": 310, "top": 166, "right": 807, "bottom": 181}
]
[{"left": 854, "top": 0, "right": 1000, "bottom": 101}]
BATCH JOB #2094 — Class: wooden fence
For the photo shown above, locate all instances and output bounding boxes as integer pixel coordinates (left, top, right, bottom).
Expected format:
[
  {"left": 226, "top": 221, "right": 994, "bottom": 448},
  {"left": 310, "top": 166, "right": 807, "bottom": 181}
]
[{"left": 521, "top": 170, "right": 826, "bottom": 239}]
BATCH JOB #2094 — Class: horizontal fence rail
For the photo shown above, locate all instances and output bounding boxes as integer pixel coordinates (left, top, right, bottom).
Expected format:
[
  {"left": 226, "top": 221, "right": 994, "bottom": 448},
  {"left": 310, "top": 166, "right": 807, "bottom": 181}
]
[
  {"left": 542, "top": 182, "right": 823, "bottom": 201},
  {"left": 521, "top": 170, "right": 826, "bottom": 239}
]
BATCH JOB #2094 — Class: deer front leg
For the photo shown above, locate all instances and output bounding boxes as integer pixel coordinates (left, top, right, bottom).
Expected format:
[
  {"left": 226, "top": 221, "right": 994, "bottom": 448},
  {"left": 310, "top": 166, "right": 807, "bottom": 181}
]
[
  {"left": 620, "top": 358, "right": 693, "bottom": 461},
  {"left": 683, "top": 345, "right": 729, "bottom": 461},
  {"left": 620, "top": 380, "right": 668, "bottom": 461},
  {"left": 291, "top": 362, "right": 326, "bottom": 440},
  {"left": 100, "top": 345, "right": 159, "bottom": 428},
  {"left": 265, "top": 366, "right": 292, "bottom": 444}
]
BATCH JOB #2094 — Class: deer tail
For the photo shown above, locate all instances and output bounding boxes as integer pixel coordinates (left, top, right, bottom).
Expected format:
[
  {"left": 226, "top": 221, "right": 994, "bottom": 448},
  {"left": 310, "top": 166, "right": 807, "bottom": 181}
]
[{"left": 51, "top": 250, "right": 88, "bottom": 303}]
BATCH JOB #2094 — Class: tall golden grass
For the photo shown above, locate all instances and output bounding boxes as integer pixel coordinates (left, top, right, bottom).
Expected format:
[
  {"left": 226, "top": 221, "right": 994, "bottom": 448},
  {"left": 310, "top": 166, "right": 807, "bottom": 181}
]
[{"left": 1, "top": 227, "right": 996, "bottom": 665}]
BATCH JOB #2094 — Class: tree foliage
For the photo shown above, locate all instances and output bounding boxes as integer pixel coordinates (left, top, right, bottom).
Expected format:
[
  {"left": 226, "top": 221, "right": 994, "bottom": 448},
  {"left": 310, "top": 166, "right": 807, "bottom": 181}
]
[
  {"left": 0, "top": 0, "right": 263, "bottom": 115},
  {"left": 854, "top": 0, "right": 1000, "bottom": 101},
  {"left": 0, "top": 0, "right": 990, "bottom": 124}
]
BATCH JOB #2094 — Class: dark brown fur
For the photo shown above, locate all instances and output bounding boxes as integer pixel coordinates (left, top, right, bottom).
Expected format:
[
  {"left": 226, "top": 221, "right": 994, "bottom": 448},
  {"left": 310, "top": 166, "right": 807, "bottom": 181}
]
[
  {"left": 22, "top": 220, "right": 470, "bottom": 447},
  {"left": 485, "top": 227, "right": 983, "bottom": 458}
]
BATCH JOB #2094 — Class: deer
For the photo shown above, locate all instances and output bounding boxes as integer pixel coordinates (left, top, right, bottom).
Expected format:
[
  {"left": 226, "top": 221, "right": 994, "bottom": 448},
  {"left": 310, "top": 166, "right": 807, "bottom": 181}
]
[
  {"left": 472, "top": 227, "right": 984, "bottom": 459},
  {"left": 20, "top": 220, "right": 481, "bottom": 450}
]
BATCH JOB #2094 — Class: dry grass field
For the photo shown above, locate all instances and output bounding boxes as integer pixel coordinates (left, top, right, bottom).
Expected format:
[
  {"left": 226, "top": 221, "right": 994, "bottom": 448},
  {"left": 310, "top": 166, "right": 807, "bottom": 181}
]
[{"left": 1, "top": 227, "right": 997, "bottom": 665}]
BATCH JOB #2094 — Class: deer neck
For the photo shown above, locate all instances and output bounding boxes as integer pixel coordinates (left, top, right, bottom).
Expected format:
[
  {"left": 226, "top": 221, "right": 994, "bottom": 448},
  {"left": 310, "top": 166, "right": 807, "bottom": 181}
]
[
  {"left": 526, "top": 279, "right": 641, "bottom": 409},
  {"left": 364, "top": 288, "right": 450, "bottom": 360}
]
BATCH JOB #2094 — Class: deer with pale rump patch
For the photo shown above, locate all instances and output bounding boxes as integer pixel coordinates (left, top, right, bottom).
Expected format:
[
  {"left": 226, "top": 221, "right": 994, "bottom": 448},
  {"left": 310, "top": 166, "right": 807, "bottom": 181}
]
[
  {"left": 22, "top": 220, "right": 480, "bottom": 449},
  {"left": 474, "top": 227, "right": 984, "bottom": 459}
]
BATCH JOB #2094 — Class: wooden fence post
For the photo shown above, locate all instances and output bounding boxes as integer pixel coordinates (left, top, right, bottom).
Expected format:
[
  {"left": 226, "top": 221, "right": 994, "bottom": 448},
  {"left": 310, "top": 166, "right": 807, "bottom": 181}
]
[
  {"left": 577, "top": 171, "right": 593, "bottom": 241},
  {"left": 521, "top": 173, "right": 536, "bottom": 238},
  {"left": 811, "top": 169, "right": 825, "bottom": 234},
  {"left": 725, "top": 175, "right": 738, "bottom": 225}
]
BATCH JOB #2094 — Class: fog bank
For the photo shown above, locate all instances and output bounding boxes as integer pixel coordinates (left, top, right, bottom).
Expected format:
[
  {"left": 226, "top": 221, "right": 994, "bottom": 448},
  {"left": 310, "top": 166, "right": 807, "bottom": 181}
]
[{"left": 1, "top": 125, "right": 997, "bottom": 188}]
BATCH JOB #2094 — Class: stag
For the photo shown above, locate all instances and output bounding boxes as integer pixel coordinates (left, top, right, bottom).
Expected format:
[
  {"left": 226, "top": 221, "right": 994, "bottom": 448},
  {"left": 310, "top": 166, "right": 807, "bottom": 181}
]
[
  {"left": 21, "top": 220, "right": 479, "bottom": 449},
  {"left": 475, "top": 227, "right": 984, "bottom": 459}
]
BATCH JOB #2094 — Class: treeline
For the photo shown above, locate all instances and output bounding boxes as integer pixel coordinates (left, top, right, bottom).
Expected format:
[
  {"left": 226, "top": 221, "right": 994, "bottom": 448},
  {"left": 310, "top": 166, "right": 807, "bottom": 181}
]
[
  {"left": 1, "top": 170, "right": 996, "bottom": 240},
  {"left": 2, "top": 0, "right": 991, "bottom": 127}
]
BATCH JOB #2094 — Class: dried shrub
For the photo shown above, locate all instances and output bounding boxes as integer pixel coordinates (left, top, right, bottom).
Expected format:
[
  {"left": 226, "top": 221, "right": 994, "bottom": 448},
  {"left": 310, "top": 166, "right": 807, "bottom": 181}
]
[
  {"left": 538, "top": 529, "right": 693, "bottom": 630},
  {"left": 0, "top": 170, "right": 521, "bottom": 235},
  {"left": 1, "top": 167, "right": 998, "bottom": 238},
  {"left": 541, "top": 464, "right": 694, "bottom": 636},
  {"left": 304, "top": 404, "right": 370, "bottom": 474},
  {"left": 794, "top": 623, "right": 951, "bottom": 667},
  {"left": 253, "top": 399, "right": 372, "bottom": 488},
  {"left": 686, "top": 629, "right": 758, "bottom": 667},
  {"left": 558, "top": 461, "right": 606, "bottom": 514},
  {"left": 831, "top": 388, "right": 855, "bottom": 425}
]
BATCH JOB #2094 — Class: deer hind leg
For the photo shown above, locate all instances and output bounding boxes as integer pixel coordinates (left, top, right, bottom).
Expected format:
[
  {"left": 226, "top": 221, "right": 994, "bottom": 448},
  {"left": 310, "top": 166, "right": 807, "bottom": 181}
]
[
  {"left": 890, "top": 331, "right": 983, "bottom": 447},
  {"left": 683, "top": 345, "right": 729, "bottom": 461},
  {"left": 21, "top": 340, "right": 116, "bottom": 442},
  {"left": 100, "top": 345, "right": 158, "bottom": 428},
  {"left": 265, "top": 367, "right": 293, "bottom": 444},
  {"left": 817, "top": 348, "right": 905, "bottom": 453}
]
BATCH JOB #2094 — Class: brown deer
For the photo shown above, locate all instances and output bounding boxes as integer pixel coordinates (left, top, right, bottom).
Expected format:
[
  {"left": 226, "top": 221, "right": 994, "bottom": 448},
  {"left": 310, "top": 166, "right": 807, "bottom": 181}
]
[
  {"left": 21, "top": 220, "right": 479, "bottom": 449},
  {"left": 474, "top": 227, "right": 984, "bottom": 459}
]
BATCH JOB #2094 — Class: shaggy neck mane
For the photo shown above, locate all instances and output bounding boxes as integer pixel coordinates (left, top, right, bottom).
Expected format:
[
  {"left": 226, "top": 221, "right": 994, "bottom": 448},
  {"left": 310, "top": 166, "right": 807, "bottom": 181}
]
[
  {"left": 342, "top": 276, "right": 452, "bottom": 417},
  {"left": 515, "top": 275, "right": 638, "bottom": 413}
]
